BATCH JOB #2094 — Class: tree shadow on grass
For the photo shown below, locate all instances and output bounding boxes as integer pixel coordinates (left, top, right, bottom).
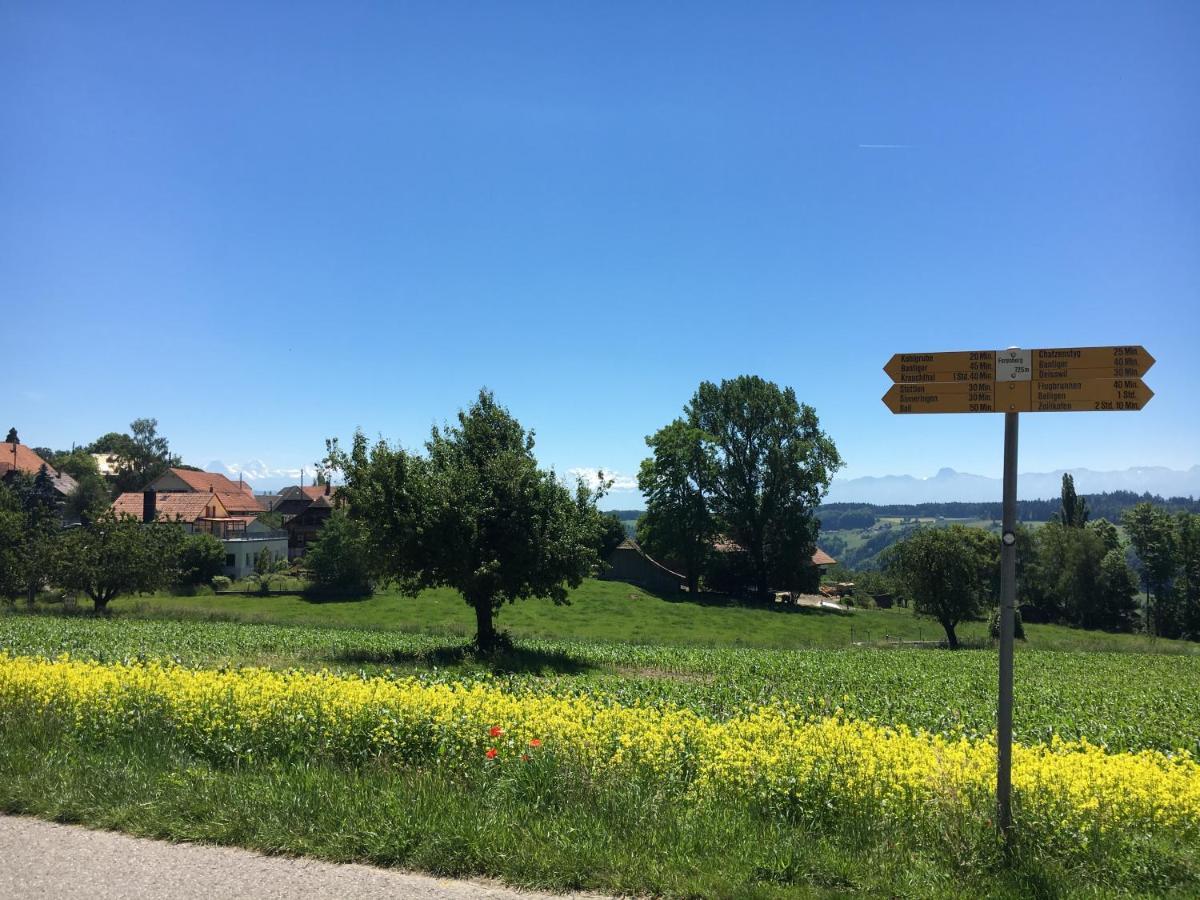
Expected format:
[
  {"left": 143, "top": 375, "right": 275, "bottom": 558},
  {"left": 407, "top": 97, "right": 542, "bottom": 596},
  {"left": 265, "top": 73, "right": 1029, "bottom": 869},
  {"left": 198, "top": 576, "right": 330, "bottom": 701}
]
[
  {"left": 328, "top": 643, "right": 596, "bottom": 676},
  {"left": 298, "top": 588, "right": 375, "bottom": 605}
]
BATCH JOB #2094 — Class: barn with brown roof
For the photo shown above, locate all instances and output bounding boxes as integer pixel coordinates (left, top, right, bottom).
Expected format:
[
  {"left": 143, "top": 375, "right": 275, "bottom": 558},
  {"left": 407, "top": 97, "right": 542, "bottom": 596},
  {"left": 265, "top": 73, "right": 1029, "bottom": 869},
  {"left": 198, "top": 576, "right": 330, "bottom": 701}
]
[{"left": 599, "top": 538, "right": 684, "bottom": 595}]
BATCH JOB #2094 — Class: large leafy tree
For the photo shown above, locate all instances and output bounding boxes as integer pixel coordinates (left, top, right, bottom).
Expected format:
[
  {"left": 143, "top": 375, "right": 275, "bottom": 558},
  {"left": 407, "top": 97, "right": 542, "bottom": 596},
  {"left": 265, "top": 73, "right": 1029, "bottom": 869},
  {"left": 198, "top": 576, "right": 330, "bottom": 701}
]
[
  {"left": 685, "top": 376, "right": 841, "bottom": 597},
  {"left": 55, "top": 512, "right": 184, "bottom": 612},
  {"left": 328, "top": 390, "right": 606, "bottom": 650},
  {"left": 636, "top": 419, "right": 716, "bottom": 594},
  {"left": 885, "top": 525, "right": 995, "bottom": 649}
]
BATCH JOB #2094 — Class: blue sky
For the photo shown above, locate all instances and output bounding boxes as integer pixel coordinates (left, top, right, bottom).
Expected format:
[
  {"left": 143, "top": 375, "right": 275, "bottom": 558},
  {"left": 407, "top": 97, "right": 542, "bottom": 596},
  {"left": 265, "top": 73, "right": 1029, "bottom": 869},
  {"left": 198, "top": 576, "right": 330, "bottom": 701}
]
[{"left": 3, "top": 2, "right": 1197, "bottom": 505}]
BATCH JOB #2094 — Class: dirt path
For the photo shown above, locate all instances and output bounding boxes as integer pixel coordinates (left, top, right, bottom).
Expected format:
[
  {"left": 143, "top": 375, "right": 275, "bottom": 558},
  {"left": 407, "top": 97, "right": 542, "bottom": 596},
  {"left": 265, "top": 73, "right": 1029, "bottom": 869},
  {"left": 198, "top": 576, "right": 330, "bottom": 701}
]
[{"left": 0, "top": 815, "right": 601, "bottom": 899}]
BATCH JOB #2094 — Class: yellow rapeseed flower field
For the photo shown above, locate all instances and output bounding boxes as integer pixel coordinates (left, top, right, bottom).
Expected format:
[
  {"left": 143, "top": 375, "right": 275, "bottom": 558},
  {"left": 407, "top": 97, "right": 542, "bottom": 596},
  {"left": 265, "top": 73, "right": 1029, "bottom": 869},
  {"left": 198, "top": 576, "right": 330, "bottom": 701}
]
[{"left": 1, "top": 653, "right": 1196, "bottom": 839}]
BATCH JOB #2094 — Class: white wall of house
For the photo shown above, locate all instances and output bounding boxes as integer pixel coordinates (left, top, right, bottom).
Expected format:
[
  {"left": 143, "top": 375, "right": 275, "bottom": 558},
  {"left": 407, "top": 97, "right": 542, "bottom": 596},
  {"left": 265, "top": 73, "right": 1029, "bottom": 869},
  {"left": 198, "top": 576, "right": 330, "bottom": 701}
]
[{"left": 221, "top": 536, "right": 290, "bottom": 580}]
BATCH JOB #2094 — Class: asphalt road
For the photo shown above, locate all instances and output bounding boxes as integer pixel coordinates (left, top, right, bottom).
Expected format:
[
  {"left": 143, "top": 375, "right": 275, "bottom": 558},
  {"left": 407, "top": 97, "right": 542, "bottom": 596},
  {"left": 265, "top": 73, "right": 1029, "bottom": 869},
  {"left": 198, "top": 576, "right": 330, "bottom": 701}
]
[{"left": 0, "top": 815, "right": 597, "bottom": 900}]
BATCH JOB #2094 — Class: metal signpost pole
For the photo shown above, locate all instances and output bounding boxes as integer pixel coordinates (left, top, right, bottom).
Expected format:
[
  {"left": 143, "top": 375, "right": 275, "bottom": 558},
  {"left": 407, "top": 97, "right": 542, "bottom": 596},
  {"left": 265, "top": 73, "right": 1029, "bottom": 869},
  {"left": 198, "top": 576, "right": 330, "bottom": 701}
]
[{"left": 997, "top": 410, "right": 1019, "bottom": 839}]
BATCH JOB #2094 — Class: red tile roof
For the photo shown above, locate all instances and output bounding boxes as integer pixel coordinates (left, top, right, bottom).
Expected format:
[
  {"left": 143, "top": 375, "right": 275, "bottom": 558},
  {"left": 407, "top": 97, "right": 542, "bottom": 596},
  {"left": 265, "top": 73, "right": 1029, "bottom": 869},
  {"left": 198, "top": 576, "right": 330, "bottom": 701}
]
[
  {"left": 149, "top": 469, "right": 263, "bottom": 512},
  {"left": 214, "top": 491, "right": 265, "bottom": 513},
  {"left": 2, "top": 442, "right": 58, "bottom": 477},
  {"left": 167, "top": 468, "right": 255, "bottom": 496},
  {"left": 112, "top": 492, "right": 229, "bottom": 523}
]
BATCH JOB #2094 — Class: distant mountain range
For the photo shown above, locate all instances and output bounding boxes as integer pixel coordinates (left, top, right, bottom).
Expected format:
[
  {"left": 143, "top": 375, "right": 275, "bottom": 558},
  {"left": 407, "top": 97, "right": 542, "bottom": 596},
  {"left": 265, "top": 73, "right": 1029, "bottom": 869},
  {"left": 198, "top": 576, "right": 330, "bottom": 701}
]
[
  {"left": 206, "top": 458, "right": 1200, "bottom": 505},
  {"left": 825, "top": 466, "right": 1200, "bottom": 505}
]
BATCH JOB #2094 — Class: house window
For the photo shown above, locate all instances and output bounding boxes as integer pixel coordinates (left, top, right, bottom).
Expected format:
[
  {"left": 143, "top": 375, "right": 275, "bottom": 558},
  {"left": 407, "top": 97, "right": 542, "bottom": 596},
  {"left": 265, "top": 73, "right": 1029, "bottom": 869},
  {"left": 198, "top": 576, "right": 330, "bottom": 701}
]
[
  {"left": 246, "top": 553, "right": 253, "bottom": 566},
  {"left": 225, "top": 554, "right": 235, "bottom": 567}
]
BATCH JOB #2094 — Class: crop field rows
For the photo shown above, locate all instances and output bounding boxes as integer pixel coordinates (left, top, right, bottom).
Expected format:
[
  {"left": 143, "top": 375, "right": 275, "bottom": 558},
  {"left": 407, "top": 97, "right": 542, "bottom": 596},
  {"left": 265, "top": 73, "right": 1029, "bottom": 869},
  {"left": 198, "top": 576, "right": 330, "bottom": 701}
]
[{"left": 3, "top": 615, "right": 1198, "bottom": 755}]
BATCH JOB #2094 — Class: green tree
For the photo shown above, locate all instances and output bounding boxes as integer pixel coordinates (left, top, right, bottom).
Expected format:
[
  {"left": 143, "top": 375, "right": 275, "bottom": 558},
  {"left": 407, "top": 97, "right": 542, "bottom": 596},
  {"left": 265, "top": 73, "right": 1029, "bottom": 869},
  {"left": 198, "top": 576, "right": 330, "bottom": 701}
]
[
  {"left": 49, "top": 448, "right": 100, "bottom": 481},
  {"left": 327, "top": 390, "right": 605, "bottom": 651},
  {"left": 1175, "top": 512, "right": 1200, "bottom": 638},
  {"left": 176, "top": 533, "right": 226, "bottom": 590},
  {"left": 0, "top": 484, "right": 26, "bottom": 604},
  {"left": 596, "top": 513, "right": 628, "bottom": 560},
  {"left": 636, "top": 419, "right": 715, "bottom": 594},
  {"left": 1086, "top": 518, "right": 1122, "bottom": 555},
  {"left": 304, "top": 510, "right": 374, "bottom": 597},
  {"left": 55, "top": 513, "right": 184, "bottom": 612},
  {"left": 1029, "top": 523, "right": 1105, "bottom": 627},
  {"left": 8, "top": 467, "right": 63, "bottom": 605},
  {"left": 5, "top": 428, "right": 17, "bottom": 444},
  {"left": 686, "top": 376, "right": 842, "bottom": 598},
  {"left": 1057, "top": 473, "right": 1089, "bottom": 527},
  {"left": 1095, "top": 548, "right": 1141, "bottom": 633},
  {"left": 884, "top": 525, "right": 994, "bottom": 649},
  {"left": 65, "top": 475, "right": 110, "bottom": 525},
  {"left": 94, "top": 418, "right": 181, "bottom": 493},
  {"left": 1123, "top": 503, "right": 1179, "bottom": 637}
]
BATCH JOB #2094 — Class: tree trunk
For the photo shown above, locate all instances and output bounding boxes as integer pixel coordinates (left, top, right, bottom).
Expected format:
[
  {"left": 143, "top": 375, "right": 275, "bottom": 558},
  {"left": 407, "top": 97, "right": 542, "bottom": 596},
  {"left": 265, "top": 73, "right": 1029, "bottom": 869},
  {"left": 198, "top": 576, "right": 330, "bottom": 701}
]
[
  {"left": 750, "top": 538, "right": 769, "bottom": 601},
  {"left": 473, "top": 597, "right": 497, "bottom": 651},
  {"left": 685, "top": 556, "right": 700, "bottom": 595},
  {"left": 942, "top": 620, "right": 959, "bottom": 649},
  {"left": 754, "top": 568, "right": 769, "bottom": 603},
  {"left": 92, "top": 594, "right": 111, "bottom": 616}
]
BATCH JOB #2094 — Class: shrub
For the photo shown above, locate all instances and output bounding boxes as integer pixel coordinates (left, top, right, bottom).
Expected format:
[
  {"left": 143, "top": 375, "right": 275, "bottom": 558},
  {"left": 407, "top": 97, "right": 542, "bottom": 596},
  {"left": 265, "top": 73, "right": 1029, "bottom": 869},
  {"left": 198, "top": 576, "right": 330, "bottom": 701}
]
[
  {"left": 177, "top": 533, "right": 225, "bottom": 589},
  {"left": 211, "top": 575, "right": 232, "bottom": 592},
  {"left": 988, "top": 606, "right": 1026, "bottom": 641},
  {"left": 304, "top": 511, "right": 373, "bottom": 598}
]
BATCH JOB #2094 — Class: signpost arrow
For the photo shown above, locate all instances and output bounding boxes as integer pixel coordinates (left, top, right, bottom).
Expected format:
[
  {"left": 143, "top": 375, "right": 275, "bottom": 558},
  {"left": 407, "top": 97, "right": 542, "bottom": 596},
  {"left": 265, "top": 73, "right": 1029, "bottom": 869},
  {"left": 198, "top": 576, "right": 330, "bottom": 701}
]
[
  {"left": 884, "top": 346, "right": 1156, "bottom": 384},
  {"left": 1029, "top": 378, "right": 1154, "bottom": 412},
  {"left": 1032, "top": 346, "right": 1155, "bottom": 380},
  {"left": 883, "top": 351, "right": 996, "bottom": 383},
  {"left": 882, "top": 381, "right": 1030, "bottom": 414}
]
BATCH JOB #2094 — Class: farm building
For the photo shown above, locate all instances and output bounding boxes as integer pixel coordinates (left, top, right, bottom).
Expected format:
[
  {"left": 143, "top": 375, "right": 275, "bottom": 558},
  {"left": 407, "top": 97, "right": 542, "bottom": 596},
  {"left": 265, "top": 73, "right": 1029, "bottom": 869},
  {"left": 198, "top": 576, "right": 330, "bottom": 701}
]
[{"left": 599, "top": 538, "right": 684, "bottom": 594}]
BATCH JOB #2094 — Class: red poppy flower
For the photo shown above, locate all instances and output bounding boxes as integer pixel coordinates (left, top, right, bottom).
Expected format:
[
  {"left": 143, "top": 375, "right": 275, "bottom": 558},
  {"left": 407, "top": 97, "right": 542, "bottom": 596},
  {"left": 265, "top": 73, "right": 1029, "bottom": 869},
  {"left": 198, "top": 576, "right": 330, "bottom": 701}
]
[
  {"left": 488, "top": 726, "right": 503, "bottom": 738},
  {"left": 528, "top": 738, "right": 541, "bottom": 748},
  {"left": 485, "top": 747, "right": 498, "bottom": 759}
]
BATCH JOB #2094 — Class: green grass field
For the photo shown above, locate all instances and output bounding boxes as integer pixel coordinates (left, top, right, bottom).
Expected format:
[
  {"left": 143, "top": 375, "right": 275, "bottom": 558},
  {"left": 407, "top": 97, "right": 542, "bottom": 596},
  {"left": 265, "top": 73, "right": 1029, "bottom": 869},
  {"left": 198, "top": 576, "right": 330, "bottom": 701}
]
[
  {"left": 88, "top": 579, "right": 1199, "bottom": 655},
  {"left": 3, "top": 581, "right": 1199, "bottom": 897}
]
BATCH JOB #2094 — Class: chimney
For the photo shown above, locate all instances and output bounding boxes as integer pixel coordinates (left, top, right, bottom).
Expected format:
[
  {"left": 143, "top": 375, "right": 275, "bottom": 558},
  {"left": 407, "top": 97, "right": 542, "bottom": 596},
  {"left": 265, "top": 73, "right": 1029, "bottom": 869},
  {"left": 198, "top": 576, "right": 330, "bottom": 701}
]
[{"left": 142, "top": 490, "right": 157, "bottom": 523}]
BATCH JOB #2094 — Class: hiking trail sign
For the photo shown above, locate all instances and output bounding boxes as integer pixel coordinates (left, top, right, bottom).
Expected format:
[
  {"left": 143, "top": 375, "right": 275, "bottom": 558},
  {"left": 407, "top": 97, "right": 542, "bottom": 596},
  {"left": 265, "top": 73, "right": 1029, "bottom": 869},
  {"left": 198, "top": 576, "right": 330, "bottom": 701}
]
[
  {"left": 881, "top": 344, "right": 1156, "bottom": 846},
  {"left": 882, "top": 346, "right": 1155, "bottom": 414}
]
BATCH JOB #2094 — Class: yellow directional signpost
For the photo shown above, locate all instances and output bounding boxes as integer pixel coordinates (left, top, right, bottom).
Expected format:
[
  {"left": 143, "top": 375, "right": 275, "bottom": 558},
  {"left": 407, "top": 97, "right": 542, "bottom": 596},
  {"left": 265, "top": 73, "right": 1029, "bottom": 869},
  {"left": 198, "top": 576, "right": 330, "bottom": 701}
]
[{"left": 882, "top": 346, "right": 1156, "bottom": 844}]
